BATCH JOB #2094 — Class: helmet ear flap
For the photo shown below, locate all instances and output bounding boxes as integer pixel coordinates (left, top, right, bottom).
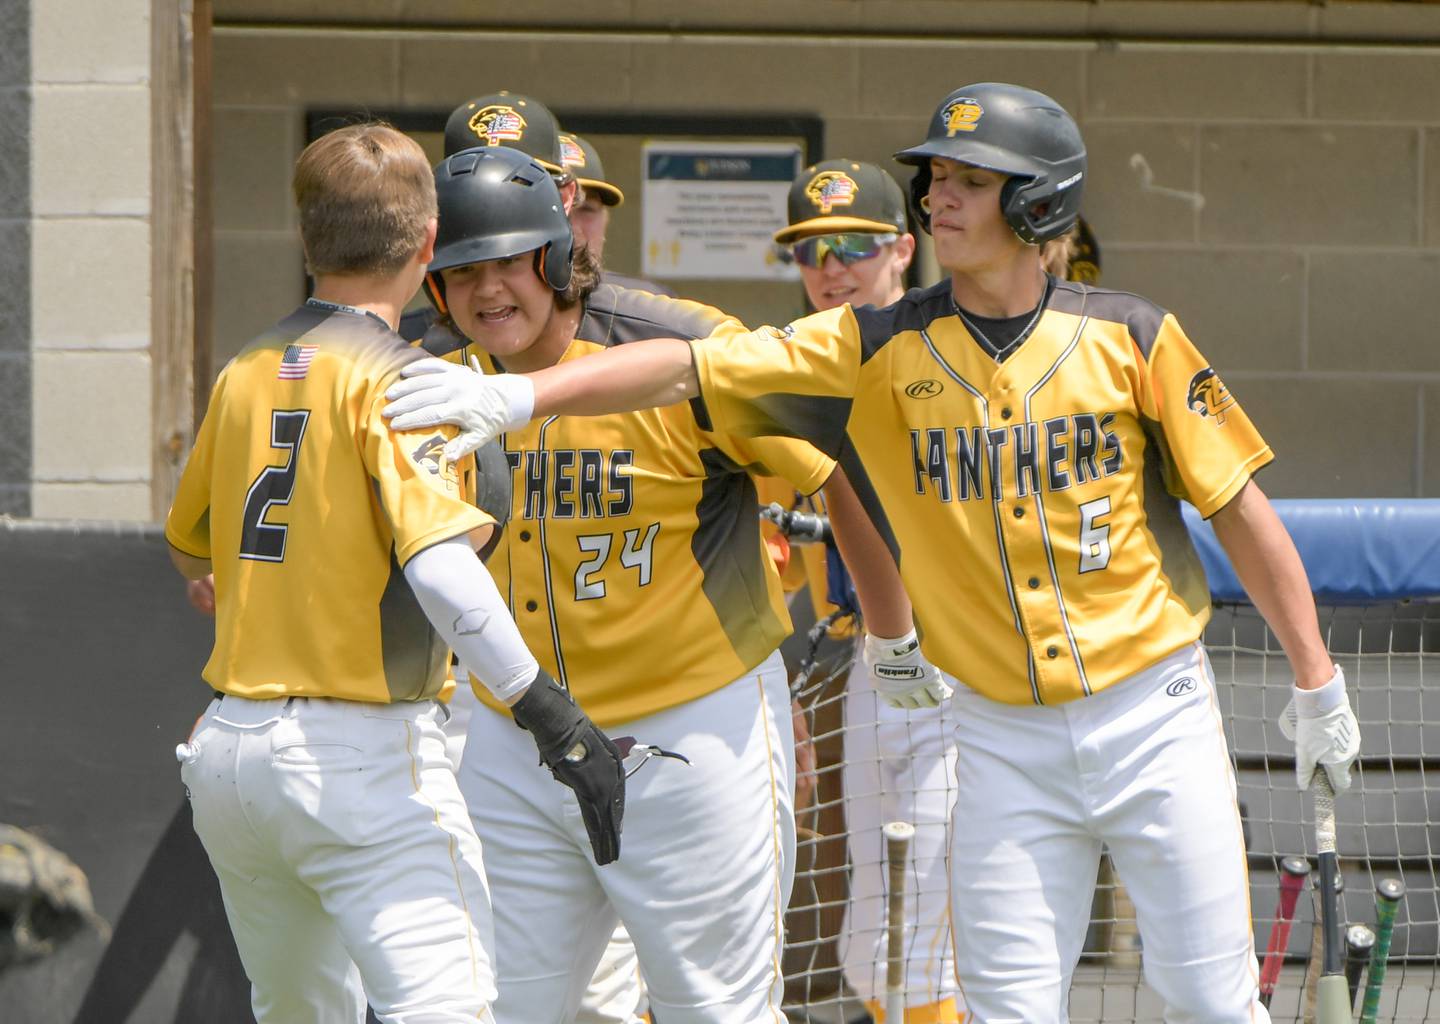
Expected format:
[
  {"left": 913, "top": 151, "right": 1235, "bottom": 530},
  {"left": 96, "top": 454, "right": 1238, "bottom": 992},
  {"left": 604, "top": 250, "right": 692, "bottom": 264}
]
[
  {"left": 535, "top": 240, "right": 574, "bottom": 293},
  {"left": 907, "top": 164, "right": 933, "bottom": 234},
  {"left": 423, "top": 272, "right": 449, "bottom": 315}
]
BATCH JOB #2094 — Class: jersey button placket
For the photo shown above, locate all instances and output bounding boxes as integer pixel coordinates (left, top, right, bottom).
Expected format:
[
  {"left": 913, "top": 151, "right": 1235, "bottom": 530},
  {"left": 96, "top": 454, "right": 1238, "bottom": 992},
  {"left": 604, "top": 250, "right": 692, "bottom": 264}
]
[
  {"left": 518, "top": 529, "right": 532, "bottom": 542},
  {"left": 1046, "top": 644, "right": 1059, "bottom": 659},
  {"left": 525, "top": 600, "right": 538, "bottom": 612}
]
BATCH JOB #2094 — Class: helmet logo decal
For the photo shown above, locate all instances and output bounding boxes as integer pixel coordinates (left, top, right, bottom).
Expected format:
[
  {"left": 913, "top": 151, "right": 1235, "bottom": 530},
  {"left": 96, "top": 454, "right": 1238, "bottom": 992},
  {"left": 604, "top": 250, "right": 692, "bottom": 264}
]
[
  {"left": 805, "top": 171, "right": 860, "bottom": 214},
  {"left": 1186, "top": 368, "right": 1235, "bottom": 425},
  {"left": 943, "top": 97, "right": 985, "bottom": 136},
  {"left": 468, "top": 105, "right": 527, "bottom": 145},
  {"left": 560, "top": 136, "right": 585, "bottom": 169}
]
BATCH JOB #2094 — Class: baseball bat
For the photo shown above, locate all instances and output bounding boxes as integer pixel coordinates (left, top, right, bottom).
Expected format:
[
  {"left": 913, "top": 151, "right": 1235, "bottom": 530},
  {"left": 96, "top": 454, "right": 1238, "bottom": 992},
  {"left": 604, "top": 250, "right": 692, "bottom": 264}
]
[
  {"left": 883, "top": 821, "right": 915, "bottom": 1024},
  {"left": 1359, "top": 877, "right": 1405, "bottom": 1024},
  {"left": 1259, "top": 855, "right": 1311, "bottom": 1008},
  {"left": 1344, "top": 923, "right": 1375, "bottom": 1010},
  {"left": 1312, "top": 774, "right": 1352, "bottom": 1024}
]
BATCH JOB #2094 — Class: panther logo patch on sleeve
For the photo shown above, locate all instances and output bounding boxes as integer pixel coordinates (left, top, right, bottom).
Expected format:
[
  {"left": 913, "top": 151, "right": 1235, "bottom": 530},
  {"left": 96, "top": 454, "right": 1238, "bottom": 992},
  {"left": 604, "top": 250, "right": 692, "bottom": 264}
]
[{"left": 1186, "top": 367, "right": 1236, "bottom": 425}]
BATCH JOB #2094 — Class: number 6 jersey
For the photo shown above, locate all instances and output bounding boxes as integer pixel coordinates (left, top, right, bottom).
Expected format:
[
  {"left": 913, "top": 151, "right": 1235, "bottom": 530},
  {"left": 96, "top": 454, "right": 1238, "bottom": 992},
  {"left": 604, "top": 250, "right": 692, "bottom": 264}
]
[
  {"left": 689, "top": 278, "right": 1274, "bottom": 707},
  {"left": 166, "top": 301, "right": 492, "bottom": 703}
]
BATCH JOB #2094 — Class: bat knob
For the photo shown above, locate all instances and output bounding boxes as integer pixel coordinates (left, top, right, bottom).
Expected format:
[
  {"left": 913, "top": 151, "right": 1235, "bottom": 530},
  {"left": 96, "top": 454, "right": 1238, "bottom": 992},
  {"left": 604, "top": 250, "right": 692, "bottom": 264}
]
[
  {"left": 883, "top": 821, "right": 916, "bottom": 842},
  {"left": 1378, "top": 877, "right": 1406, "bottom": 902},
  {"left": 1345, "top": 923, "right": 1376, "bottom": 953},
  {"left": 1281, "top": 855, "right": 1312, "bottom": 878}
]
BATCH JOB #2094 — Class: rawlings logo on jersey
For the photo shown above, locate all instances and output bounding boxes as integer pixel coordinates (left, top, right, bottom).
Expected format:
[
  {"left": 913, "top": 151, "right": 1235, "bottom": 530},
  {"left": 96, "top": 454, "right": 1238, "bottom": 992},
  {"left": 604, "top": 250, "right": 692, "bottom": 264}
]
[
  {"left": 905, "top": 379, "right": 944, "bottom": 399},
  {"left": 943, "top": 98, "right": 984, "bottom": 136},
  {"left": 910, "top": 413, "right": 1123, "bottom": 504},
  {"left": 467, "top": 105, "right": 527, "bottom": 145},
  {"left": 1186, "top": 368, "right": 1235, "bottom": 425},
  {"left": 805, "top": 171, "right": 859, "bottom": 214}
]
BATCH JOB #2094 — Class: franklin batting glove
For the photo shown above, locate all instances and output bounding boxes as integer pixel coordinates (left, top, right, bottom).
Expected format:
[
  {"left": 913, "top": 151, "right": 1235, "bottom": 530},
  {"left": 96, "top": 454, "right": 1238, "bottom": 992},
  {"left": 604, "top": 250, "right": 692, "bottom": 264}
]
[
  {"left": 1279, "top": 664, "right": 1361, "bottom": 794},
  {"left": 510, "top": 669, "right": 625, "bottom": 865},
  {"left": 383, "top": 356, "right": 534, "bottom": 461},
  {"left": 863, "top": 629, "right": 953, "bottom": 710}
]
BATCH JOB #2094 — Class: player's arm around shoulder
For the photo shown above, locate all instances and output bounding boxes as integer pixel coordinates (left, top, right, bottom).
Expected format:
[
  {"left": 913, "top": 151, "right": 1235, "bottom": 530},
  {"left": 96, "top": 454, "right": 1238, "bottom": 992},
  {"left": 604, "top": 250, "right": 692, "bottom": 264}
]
[{"left": 1209, "top": 481, "right": 1360, "bottom": 792}]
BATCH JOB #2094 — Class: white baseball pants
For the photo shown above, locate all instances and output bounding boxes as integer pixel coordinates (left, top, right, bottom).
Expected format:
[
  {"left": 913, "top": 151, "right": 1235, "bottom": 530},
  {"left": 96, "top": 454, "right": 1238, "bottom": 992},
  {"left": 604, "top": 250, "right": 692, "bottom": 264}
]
[
  {"left": 946, "top": 642, "right": 1268, "bottom": 1023},
  {"left": 180, "top": 695, "right": 497, "bottom": 1024},
  {"left": 441, "top": 682, "right": 648, "bottom": 1023},
  {"left": 838, "top": 655, "right": 961, "bottom": 1013},
  {"left": 458, "top": 651, "right": 795, "bottom": 1024}
]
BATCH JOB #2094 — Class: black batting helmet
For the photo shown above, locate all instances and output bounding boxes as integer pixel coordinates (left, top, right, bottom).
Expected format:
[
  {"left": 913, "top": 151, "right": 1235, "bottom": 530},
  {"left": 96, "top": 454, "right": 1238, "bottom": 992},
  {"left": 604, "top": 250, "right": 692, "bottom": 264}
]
[
  {"left": 895, "top": 83, "right": 1086, "bottom": 245},
  {"left": 424, "top": 146, "right": 574, "bottom": 314}
]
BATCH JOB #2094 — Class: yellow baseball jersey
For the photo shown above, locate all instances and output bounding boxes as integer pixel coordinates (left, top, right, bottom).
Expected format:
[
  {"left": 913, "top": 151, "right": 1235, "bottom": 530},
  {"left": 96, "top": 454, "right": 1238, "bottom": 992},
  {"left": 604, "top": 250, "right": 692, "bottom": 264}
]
[
  {"left": 427, "top": 285, "right": 835, "bottom": 726},
  {"left": 690, "top": 278, "right": 1273, "bottom": 706},
  {"left": 166, "top": 301, "right": 491, "bottom": 704}
]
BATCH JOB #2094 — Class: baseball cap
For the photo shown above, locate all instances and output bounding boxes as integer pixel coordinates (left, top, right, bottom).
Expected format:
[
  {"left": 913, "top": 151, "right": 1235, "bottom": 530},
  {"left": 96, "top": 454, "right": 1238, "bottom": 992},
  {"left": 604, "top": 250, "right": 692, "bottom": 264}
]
[
  {"left": 774, "top": 159, "right": 908, "bottom": 245},
  {"left": 444, "top": 91, "right": 564, "bottom": 172},
  {"left": 560, "top": 133, "right": 625, "bottom": 206}
]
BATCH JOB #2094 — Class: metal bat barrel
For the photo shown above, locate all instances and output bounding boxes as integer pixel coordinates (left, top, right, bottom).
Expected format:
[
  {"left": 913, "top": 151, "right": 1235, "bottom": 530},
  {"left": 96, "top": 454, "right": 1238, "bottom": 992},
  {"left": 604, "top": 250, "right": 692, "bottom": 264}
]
[
  {"left": 883, "top": 821, "right": 915, "bottom": 1023},
  {"left": 1360, "top": 878, "right": 1406, "bottom": 1024}
]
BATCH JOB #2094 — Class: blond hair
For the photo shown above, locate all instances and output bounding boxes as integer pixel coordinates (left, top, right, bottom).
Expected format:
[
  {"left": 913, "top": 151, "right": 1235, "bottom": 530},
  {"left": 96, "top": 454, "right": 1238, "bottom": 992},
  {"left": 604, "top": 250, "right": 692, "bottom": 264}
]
[
  {"left": 1040, "top": 226, "right": 1079, "bottom": 278},
  {"left": 293, "top": 123, "right": 437, "bottom": 277}
]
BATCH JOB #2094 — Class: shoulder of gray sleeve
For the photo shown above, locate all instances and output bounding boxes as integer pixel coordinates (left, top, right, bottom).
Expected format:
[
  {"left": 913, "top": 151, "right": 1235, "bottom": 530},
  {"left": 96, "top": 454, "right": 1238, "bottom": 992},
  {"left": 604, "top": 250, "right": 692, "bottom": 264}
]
[
  {"left": 579, "top": 283, "right": 730, "bottom": 346},
  {"left": 1049, "top": 279, "right": 1170, "bottom": 360},
  {"left": 419, "top": 319, "right": 469, "bottom": 358},
  {"left": 850, "top": 279, "right": 955, "bottom": 364}
]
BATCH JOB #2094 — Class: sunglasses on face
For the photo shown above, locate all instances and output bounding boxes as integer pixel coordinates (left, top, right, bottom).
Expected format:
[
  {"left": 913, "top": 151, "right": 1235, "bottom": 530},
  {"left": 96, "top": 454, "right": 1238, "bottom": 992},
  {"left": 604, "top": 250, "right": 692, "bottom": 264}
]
[{"left": 787, "top": 233, "right": 897, "bottom": 268}]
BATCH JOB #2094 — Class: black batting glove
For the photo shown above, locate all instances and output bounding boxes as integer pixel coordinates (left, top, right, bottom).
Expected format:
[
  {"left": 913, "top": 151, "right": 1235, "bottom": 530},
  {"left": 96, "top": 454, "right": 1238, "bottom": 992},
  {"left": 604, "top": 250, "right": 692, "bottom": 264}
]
[{"left": 510, "top": 670, "right": 625, "bottom": 865}]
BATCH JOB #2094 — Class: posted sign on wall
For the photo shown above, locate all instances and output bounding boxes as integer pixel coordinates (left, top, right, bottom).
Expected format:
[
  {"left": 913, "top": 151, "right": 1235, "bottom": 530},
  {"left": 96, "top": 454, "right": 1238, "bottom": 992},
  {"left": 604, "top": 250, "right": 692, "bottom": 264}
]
[{"left": 641, "top": 141, "right": 802, "bottom": 281}]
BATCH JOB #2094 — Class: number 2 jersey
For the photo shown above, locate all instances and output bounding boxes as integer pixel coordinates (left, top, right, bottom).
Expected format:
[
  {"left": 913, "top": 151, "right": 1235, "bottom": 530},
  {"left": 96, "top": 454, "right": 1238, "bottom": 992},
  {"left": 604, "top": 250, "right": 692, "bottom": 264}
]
[
  {"left": 689, "top": 277, "right": 1274, "bottom": 707},
  {"left": 166, "top": 302, "right": 492, "bottom": 703},
  {"left": 424, "top": 284, "right": 835, "bottom": 726}
]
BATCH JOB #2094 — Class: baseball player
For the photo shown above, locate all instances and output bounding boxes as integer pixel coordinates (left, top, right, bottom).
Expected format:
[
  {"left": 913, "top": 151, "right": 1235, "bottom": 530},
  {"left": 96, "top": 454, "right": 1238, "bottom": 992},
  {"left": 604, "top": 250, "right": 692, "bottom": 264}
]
[
  {"left": 383, "top": 83, "right": 1364, "bottom": 1023},
  {"left": 165, "top": 124, "right": 624, "bottom": 1024},
  {"left": 773, "top": 159, "right": 962, "bottom": 1024},
  {"left": 401, "top": 92, "right": 578, "bottom": 343},
  {"left": 417, "top": 95, "right": 657, "bottom": 1024},
  {"left": 390, "top": 145, "right": 834, "bottom": 1024}
]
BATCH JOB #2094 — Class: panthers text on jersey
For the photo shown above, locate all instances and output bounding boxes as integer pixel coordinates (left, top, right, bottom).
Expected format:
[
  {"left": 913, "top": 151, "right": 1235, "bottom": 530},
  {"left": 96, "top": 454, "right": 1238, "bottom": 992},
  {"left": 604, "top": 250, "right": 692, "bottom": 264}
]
[
  {"left": 422, "top": 284, "right": 834, "bottom": 725},
  {"left": 689, "top": 278, "right": 1272, "bottom": 706}
]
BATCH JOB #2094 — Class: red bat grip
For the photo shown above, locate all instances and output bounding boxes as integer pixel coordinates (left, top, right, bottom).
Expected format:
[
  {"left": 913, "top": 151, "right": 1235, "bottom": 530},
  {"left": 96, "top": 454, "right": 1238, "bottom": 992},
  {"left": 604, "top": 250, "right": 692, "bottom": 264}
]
[{"left": 1259, "top": 859, "right": 1310, "bottom": 1002}]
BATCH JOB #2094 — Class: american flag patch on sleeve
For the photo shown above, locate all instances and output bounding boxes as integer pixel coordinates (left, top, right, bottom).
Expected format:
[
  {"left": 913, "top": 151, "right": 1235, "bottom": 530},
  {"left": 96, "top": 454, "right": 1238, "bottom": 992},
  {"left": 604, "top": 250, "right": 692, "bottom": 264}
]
[{"left": 278, "top": 344, "right": 318, "bottom": 380}]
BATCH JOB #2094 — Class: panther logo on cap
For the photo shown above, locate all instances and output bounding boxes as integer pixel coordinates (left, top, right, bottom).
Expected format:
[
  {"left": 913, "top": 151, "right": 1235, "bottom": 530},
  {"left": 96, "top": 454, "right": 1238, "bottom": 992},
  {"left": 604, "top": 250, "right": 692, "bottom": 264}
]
[
  {"left": 467, "top": 105, "right": 527, "bottom": 145},
  {"left": 1186, "top": 367, "right": 1236, "bottom": 425},
  {"left": 559, "top": 135, "right": 585, "bottom": 170},
  {"left": 943, "top": 97, "right": 984, "bottom": 136},
  {"left": 805, "top": 171, "right": 860, "bottom": 215}
]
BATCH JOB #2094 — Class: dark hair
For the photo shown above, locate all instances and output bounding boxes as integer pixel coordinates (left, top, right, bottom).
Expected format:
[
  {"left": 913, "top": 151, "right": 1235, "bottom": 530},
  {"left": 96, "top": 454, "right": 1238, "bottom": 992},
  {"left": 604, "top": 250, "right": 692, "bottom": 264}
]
[{"left": 556, "top": 242, "right": 602, "bottom": 311}]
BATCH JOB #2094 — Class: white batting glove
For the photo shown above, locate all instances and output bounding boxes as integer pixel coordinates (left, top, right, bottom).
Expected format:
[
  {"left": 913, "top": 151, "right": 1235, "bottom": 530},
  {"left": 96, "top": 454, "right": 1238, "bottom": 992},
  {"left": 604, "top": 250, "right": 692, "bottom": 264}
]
[
  {"left": 1278, "top": 665, "right": 1361, "bottom": 794},
  {"left": 383, "top": 357, "right": 534, "bottom": 461},
  {"left": 862, "top": 629, "right": 952, "bottom": 710}
]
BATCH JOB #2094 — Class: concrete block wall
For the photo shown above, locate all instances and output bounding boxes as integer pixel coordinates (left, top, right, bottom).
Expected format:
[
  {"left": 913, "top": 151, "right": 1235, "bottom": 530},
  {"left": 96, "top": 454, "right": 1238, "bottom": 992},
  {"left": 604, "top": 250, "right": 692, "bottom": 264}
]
[
  {"left": 25, "top": 0, "right": 155, "bottom": 520},
  {"left": 208, "top": 6, "right": 1440, "bottom": 500},
  {"left": 0, "top": 0, "right": 31, "bottom": 516}
]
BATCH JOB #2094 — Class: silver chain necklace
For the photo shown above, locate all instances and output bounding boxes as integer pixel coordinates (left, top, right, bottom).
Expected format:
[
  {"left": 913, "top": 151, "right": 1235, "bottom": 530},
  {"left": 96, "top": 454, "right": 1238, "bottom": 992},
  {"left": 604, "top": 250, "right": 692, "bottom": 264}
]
[{"left": 952, "top": 282, "right": 1049, "bottom": 361}]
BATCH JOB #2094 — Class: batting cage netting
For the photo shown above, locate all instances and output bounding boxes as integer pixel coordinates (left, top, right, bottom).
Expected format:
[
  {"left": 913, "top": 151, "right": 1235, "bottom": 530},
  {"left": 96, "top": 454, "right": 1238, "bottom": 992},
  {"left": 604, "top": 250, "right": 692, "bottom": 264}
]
[{"left": 780, "top": 499, "right": 1440, "bottom": 1024}]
